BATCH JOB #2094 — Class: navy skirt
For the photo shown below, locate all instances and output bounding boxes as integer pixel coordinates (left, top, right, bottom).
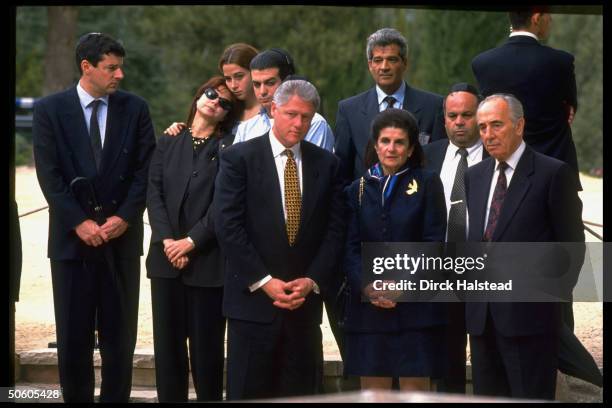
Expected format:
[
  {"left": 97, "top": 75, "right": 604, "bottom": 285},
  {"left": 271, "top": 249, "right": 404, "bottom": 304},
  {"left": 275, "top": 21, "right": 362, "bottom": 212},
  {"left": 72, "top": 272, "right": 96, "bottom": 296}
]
[{"left": 344, "top": 326, "right": 446, "bottom": 378}]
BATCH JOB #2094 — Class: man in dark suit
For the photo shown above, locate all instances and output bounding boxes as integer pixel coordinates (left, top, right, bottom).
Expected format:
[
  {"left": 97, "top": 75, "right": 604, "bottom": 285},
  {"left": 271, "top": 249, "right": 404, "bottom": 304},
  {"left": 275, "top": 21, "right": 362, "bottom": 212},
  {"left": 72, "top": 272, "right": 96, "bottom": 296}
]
[
  {"left": 465, "top": 94, "right": 584, "bottom": 399},
  {"left": 471, "top": 8, "right": 581, "bottom": 190},
  {"left": 335, "top": 27, "right": 446, "bottom": 183},
  {"left": 32, "top": 33, "right": 156, "bottom": 402},
  {"left": 214, "top": 79, "right": 345, "bottom": 400},
  {"left": 422, "top": 82, "right": 486, "bottom": 394}
]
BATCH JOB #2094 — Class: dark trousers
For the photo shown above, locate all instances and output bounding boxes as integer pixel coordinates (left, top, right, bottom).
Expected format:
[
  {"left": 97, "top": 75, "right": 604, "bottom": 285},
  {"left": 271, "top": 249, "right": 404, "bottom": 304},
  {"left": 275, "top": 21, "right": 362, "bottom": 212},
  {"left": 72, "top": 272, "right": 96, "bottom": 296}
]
[
  {"left": 437, "top": 303, "right": 467, "bottom": 394},
  {"left": 51, "top": 258, "right": 140, "bottom": 403},
  {"left": 150, "top": 278, "right": 225, "bottom": 402},
  {"left": 470, "top": 310, "right": 559, "bottom": 400},
  {"left": 226, "top": 315, "right": 322, "bottom": 400}
]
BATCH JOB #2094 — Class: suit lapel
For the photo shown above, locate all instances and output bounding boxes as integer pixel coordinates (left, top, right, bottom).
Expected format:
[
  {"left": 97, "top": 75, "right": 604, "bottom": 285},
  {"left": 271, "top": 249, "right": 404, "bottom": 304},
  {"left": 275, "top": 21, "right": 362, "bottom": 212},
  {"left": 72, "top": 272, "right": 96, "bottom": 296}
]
[
  {"left": 258, "top": 136, "right": 288, "bottom": 242},
  {"left": 297, "top": 143, "right": 319, "bottom": 242},
  {"left": 60, "top": 88, "right": 97, "bottom": 177},
  {"left": 492, "top": 147, "right": 534, "bottom": 241},
  {"left": 356, "top": 89, "right": 380, "bottom": 159},
  {"left": 100, "top": 93, "right": 126, "bottom": 175},
  {"left": 469, "top": 159, "right": 494, "bottom": 241},
  {"left": 170, "top": 132, "right": 195, "bottom": 228},
  {"left": 403, "top": 82, "right": 424, "bottom": 117}
]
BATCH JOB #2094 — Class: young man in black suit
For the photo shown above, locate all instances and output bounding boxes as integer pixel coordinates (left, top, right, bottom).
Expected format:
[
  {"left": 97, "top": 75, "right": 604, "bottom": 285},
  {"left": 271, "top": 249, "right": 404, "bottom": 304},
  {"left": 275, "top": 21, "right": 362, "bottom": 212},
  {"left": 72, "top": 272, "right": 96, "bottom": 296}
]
[
  {"left": 422, "top": 82, "right": 485, "bottom": 394},
  {"left": 32, "top": 32, "right": 156, "bottom": 402},
  {"left": 465, "top": 94, "right": 584, "bottom": 399},
  {"left": 335, "top": 27, "right": 446, "bottom": 183},
  {"left": 213, "top": 79, "right": 345, "bottom": 400},
  {"left": 471, "top": 8, "right": 580, "bottom": 190}
]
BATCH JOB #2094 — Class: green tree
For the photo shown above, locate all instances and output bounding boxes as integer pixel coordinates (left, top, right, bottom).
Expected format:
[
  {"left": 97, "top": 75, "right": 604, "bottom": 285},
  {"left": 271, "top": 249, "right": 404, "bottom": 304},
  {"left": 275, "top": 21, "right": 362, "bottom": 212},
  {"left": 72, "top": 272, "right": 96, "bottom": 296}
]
[{"left": 547, "top": 14, "right": 603, "bottom": 172}]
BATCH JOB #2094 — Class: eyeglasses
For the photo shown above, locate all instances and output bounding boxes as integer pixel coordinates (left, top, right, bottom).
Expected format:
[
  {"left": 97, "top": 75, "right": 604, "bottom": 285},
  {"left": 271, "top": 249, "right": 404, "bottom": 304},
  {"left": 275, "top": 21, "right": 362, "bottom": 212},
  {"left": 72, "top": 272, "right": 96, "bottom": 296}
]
[{"left": 204, "top": 88, "right": 232, "bottom": 112}]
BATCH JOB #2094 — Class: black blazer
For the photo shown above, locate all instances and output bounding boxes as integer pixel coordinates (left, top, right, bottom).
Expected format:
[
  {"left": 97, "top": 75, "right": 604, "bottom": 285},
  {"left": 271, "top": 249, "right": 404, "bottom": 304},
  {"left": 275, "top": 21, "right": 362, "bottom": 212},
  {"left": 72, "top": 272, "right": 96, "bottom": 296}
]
[
  {"left": 472, "top": 35, "right": 580, "bottom": 187},
  {"left": 33, "top": 86, "right": 156, "bottom": 260},
  {"left": 464, "top": 146, "right": 585, "bottom": 337},
  {"left": 334, "top": 82, "right": 446, "bottom": 182},
  {"left": 422, "top": 139, "right": 489, "bottom": 175},
  {"left": 146, "top": 129, "right": 234, "bottom": 287},
  {"left": 213, "top": 134, "right": 346, "bottom": 324}
]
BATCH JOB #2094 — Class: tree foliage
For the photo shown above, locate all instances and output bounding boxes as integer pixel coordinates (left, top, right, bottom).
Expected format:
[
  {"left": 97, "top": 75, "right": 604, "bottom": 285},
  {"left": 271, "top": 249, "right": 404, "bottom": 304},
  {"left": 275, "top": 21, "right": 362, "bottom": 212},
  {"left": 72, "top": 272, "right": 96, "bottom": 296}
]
[{"left": 14, "top": 6, "right": 602, "bottom": 172}]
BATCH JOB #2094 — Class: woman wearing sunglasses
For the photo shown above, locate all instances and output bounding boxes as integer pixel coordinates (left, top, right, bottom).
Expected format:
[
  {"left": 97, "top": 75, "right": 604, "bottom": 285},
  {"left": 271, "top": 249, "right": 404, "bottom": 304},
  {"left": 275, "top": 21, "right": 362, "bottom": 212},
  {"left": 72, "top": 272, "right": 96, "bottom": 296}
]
[
  {"left": 165, "top": 43, "right": 267, "bottom": 143},
  {"left": 146, "top": 76, "right": 238, "bottom": 402}
]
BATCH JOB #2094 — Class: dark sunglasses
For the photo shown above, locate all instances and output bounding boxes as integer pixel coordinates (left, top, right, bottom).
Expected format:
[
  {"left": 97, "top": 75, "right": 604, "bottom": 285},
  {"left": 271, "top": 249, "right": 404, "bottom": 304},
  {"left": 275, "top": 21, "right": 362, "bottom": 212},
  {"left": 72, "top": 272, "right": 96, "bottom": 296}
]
[{"left": 204, "top": 88, "right": 232, "bottom": 112}]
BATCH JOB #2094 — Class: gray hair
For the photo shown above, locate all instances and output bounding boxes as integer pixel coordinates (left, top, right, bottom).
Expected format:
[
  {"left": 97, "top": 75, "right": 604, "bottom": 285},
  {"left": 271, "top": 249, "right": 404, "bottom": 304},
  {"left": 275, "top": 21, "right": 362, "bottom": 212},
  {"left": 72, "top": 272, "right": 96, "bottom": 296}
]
[
  {"left": 366, "top": 28, "right": 408, "bottom": 61},
  {"left": 478, "top": 93, "right": 524, "bottom": 124},
  {"left": 273, "top": 79, "right": 320, "bottom": 111}
]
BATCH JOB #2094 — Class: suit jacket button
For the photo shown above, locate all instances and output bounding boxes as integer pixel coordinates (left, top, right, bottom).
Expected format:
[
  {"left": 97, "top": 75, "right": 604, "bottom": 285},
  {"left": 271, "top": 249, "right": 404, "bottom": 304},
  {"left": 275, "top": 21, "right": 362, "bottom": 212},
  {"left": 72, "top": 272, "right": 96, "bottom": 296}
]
[
  {"left": 123, "top": 148, "right": 128, "bottom": 154},
  {"left": 119, "top": 175, "right": 125, "bottom": 181},
  {"left": 192, "top": 171, "right": 198, "bottom": 177},
  {"left": 112, "top": 200, "right": 118, "bottom": 205}
]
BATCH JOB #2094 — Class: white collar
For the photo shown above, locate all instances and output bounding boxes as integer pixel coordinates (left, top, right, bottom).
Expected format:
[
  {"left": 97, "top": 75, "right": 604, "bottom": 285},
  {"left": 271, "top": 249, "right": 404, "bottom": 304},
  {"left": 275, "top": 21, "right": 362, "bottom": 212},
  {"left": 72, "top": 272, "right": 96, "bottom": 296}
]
[
  {"left": 509, "top": 31, "right": 539, "bottom": 41},
  {"left": 269, "top": 129, "right": 301, "bottom": 159},
  {"left": 77, "top": 81, "right": 109, "bottom": 109},
  {"left": 496, "top": 140, "right": 526, "bottom": 171},
  {"left": 375, "top": 81, "right": 406, "bottom": 106},
  {"left": 447, "top": 139, "right": 483, "bottom": 160}
]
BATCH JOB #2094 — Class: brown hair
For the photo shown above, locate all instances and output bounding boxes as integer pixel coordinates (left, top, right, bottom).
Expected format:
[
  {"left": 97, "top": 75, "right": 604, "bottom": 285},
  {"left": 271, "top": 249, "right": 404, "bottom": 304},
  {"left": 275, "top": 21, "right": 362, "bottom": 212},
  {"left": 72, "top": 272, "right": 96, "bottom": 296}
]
[
  {"left": 186, "top": 76, "right": 240, "bottom": 136},
  {"left": 218, "top": 43, "right": 259, "bottom": 73}
]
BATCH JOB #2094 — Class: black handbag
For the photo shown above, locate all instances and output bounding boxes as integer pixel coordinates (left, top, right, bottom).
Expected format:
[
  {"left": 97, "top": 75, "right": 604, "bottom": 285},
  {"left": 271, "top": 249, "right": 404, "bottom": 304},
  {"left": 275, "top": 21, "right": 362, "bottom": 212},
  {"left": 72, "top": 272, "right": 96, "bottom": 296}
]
[{"left": 335, "top": 176, "right": 365, "bottom": 329}]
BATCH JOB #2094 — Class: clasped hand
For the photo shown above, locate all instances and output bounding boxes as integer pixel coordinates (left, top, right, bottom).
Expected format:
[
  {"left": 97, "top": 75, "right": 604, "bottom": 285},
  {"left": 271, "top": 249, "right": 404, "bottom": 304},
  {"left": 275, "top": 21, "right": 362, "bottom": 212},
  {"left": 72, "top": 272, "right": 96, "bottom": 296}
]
[
  {"left": 262, "top": 277, "right": 315, "bottom": 310},
  {"left": 163, "top": 238, "right": 195, "bottom": 270},
  {"left": 363, "top": 281, "right": 400, "bottom": 309},
  {"left": 75, "top": 216, "right": 128, "bottom": 247}
]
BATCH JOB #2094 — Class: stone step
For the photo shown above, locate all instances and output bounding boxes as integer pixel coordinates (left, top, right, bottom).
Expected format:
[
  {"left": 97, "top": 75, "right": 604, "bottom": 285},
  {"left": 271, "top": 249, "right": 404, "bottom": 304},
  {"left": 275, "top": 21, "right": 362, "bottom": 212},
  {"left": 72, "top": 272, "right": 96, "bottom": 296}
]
[{"left": 15, "top": 349, "right": 602, "bottom": 402}]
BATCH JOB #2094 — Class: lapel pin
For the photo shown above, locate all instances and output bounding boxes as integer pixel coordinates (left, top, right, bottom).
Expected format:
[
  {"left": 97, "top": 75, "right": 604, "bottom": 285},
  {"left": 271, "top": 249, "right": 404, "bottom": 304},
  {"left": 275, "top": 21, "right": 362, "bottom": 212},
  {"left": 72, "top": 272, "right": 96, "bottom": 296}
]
[{"left": 406, "top": 179, "right": 418, "bottom": 195}]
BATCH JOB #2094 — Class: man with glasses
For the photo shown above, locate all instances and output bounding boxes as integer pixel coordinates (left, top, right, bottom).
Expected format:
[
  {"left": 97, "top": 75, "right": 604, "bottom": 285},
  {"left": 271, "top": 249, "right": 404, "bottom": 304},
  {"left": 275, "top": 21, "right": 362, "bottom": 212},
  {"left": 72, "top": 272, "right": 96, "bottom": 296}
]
[{"left": 33, "top": 32, "right": 156, "bottom": 402}]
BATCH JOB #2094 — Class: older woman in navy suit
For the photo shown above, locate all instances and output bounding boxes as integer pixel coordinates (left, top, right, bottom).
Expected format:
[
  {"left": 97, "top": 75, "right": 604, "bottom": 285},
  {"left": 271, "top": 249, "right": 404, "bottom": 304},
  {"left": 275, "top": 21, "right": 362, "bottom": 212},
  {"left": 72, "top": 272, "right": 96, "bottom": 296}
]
[{"left": 343, "top": 108, "right": 447, "bottom": 391}]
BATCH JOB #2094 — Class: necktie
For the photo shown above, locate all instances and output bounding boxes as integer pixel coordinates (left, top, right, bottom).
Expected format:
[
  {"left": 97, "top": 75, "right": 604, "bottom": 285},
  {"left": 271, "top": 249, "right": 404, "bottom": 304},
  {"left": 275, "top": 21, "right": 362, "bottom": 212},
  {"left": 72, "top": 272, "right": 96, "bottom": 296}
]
[
  {"left": 89, "top": 100, "right": 102, "bottom": 171},
  {"left": 483, "top": 161, "right": 508, "bottom": 242},
  {"left": 447, "top": 148, "right": 468, "bottom": 242},
  {"left": 284, "top": 149, "right": 301, "bottom": 246},
  {"left": 383, "top": 95, "right": 397, "bottom": 110}
]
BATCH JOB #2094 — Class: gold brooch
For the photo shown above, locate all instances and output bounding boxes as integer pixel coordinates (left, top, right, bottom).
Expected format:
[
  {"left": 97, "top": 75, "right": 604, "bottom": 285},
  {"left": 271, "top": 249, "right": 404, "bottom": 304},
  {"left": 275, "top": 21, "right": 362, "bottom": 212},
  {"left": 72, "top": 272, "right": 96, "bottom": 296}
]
[{"left": 406, "top": 179, "right": 418, "bottom": 195}]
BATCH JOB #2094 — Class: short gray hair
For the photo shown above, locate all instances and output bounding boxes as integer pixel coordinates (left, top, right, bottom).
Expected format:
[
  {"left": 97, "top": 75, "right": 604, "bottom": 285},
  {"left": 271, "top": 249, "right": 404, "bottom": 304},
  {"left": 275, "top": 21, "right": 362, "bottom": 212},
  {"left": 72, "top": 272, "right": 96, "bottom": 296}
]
[
  {"left": 478, "top": 93, "right": 524, "bottom": 124},
  {"left": 366, "top": 28, "right": 408, "bottom": 61},
  {"left": 273, "top": 79, "right": 320, "bottom": 111}
]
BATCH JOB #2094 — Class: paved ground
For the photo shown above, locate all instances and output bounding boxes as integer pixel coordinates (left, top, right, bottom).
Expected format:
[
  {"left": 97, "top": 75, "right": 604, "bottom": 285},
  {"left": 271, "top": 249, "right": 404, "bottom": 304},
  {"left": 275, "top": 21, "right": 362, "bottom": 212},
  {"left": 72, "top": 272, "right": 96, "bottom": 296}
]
[{"left": 14, "top": 166, "right": 603, "bottom": 367}]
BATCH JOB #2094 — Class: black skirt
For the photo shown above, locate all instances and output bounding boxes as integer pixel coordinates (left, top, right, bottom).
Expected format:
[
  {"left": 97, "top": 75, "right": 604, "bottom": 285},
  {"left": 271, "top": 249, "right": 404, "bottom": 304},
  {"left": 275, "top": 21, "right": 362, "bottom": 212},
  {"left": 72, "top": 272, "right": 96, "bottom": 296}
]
[{"left": 344, "top": 326, "right": 446, "bottom": 378}]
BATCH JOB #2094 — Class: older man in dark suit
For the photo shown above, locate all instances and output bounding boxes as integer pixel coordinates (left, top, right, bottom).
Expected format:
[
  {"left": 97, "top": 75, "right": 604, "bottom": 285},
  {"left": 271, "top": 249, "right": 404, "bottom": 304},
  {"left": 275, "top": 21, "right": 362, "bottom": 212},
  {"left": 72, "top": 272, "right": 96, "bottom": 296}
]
[
  {"left": 335, "top": 27, "right": 446, "bottom": 183},
  {"left": 471, "top": 8, "right": 580, "bottom": 190},
  {"left": 214, "top": 79, "right": 345, "bottom": 400},
  {"left": 33, "top": 33, "right": 156, "bottom": 402},
  {"left": 465, "top": 94, "right": 584, "bottom": 399}
]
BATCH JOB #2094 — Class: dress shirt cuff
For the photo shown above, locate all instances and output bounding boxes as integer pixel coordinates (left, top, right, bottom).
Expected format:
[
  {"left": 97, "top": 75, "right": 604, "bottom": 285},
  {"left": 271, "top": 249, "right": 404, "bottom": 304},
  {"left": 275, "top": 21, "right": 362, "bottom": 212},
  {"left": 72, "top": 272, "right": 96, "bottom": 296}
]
[
  {"left": 186, "top": 236, "right": 195, "bottom": 246},
  {"left": 249, "top": 275, "right": 272, "bottom": 292},
  {"left": 307, "top": 278, "right": 320, "bottom": 295}
]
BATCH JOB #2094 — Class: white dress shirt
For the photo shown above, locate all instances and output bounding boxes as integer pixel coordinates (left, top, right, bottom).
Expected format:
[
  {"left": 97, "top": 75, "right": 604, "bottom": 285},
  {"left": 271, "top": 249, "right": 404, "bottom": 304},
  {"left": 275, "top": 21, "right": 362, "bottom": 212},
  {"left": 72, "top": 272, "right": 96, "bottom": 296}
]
[
  {"left": 248, "top": 132, "right": 319, "bottom": 294},
  {"left": 439, "top": 140, "right": 484, "bottom": 240},
  {"left": 77, "top": 82, "right": 109, "bottom": 146},
  {"left": 483, "top": 141, "right": 527, "bottom": 234}
]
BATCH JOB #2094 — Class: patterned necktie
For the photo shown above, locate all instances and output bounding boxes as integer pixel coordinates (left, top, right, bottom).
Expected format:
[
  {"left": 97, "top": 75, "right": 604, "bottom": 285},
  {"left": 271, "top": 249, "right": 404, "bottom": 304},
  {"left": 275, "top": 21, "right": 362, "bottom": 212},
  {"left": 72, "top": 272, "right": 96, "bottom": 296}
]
[
  {"left": 447, "top": 148, "right": 468, "bottom": 242},
  {"left": 89, "top": 99, "right": 103, "bottom": 171},
  {"left": 284, "top": 149, "right": 301, "bottom": 246},
  {"left": 483, "top": 161, "right": 508, "bottom": 242},
  {"left": 383, "top": 95, "right": 397, "bottom": 110}
]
